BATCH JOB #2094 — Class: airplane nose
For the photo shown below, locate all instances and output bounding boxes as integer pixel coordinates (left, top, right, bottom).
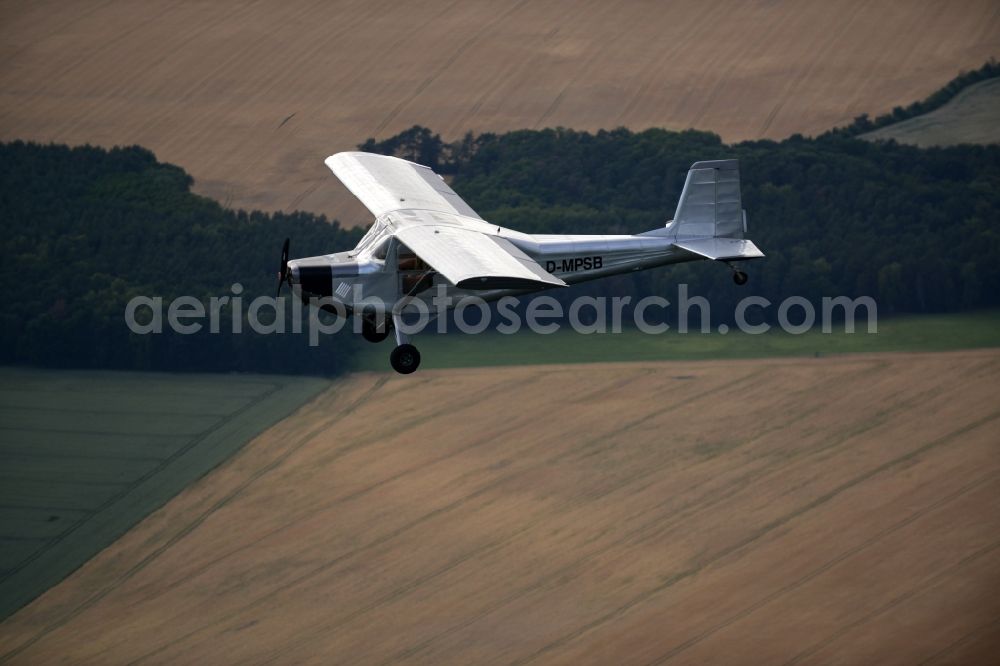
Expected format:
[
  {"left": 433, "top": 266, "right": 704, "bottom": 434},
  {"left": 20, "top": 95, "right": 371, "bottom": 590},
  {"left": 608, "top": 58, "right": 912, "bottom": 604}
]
[{"left": 289, "top": 258, "right": 334, "bottom": 297}]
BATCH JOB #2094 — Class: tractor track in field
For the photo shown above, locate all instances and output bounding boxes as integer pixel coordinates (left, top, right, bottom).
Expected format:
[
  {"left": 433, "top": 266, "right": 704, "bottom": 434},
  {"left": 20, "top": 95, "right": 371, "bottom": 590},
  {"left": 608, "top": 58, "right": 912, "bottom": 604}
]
[{"left": 512, "top": 410, "right": 1000, "bottom": 665}]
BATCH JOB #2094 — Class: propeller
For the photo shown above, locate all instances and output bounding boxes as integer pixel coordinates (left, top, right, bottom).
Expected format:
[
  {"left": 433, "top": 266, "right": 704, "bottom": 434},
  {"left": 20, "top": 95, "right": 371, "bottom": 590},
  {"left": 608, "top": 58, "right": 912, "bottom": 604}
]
[{"left": 276, "top": 237, "right": 290, "bottom": 297}]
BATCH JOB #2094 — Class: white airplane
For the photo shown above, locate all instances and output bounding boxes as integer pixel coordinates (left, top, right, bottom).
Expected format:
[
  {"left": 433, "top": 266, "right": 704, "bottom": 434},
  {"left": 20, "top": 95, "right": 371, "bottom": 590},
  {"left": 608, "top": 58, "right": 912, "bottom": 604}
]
[{"left": 277, "top": 152, "right": 763, "bottom": 374}]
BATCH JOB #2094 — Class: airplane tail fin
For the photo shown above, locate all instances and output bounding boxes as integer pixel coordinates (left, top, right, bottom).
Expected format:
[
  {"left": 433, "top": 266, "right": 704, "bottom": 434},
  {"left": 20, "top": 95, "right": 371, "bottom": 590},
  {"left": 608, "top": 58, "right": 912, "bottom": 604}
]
[
  {"left": 668, "top": 159, "right": 745, "bottom": 240},
  {"left": 641, "top": 158, "right": 764, "bottom": 260},
  {"left": 643, "top": 160, "right": 764, "bottom": 261}
]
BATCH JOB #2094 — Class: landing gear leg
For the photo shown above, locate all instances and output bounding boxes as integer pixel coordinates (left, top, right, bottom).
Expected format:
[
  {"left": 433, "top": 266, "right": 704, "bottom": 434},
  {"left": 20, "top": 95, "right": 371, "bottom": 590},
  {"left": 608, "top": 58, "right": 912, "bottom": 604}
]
[
  {"left": 361, "top": 315, "right": 391, "bottom": 343},
  {"left": 389, "top": 312, "right": 421, "bottom": 374}
]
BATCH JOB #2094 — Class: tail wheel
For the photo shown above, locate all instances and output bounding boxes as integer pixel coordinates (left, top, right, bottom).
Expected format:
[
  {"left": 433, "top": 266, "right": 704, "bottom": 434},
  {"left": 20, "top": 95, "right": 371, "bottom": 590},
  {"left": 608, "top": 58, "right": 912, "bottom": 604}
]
[
  {"left": 733, "top": 270, "right": 748, "bottom": 286},
  {"left": 390, "top": 344, "right": 421, "bottom": 374}
]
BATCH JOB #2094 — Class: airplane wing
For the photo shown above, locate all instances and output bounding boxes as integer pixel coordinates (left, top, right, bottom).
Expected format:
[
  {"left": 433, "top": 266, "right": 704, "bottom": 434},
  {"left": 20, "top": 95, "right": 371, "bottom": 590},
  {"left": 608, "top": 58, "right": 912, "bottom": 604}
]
[
  {"left": 326, "top": 152, "right": 483, "bottom": 220},
  {"left": 395, "top": 223, "right": 566, "bottom": 290}
]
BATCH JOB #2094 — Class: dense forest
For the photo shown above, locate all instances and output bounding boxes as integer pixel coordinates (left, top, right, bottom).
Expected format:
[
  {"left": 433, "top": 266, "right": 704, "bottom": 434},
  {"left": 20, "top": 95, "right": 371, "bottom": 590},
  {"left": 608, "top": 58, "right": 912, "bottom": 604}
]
[
  {"left": 0, "top": 142, "right": 363, "bottom": 374},
  {"left": 3, "top": 64, "right": 999, "bottom": 374}
]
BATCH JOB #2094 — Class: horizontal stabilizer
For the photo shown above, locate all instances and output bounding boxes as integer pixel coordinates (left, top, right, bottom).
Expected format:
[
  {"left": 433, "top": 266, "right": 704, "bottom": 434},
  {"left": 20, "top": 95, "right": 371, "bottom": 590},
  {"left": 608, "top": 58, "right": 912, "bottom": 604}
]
[{"left": 673, "top": 237, "right": 764, "bottom": 261}]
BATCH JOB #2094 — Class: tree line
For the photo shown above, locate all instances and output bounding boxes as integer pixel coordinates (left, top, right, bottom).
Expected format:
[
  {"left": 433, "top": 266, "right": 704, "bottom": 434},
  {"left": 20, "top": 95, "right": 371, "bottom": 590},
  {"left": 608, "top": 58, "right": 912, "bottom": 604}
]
[{"left": 823, "top": 59, "right": 1000, "bottom": 139}]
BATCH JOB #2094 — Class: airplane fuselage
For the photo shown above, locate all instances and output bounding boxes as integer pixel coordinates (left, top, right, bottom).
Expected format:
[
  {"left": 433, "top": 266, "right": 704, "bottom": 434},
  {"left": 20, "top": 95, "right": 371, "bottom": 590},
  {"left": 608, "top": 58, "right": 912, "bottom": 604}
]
[{"left": 287, "top": 212, "right": 693, "bottom": 315}]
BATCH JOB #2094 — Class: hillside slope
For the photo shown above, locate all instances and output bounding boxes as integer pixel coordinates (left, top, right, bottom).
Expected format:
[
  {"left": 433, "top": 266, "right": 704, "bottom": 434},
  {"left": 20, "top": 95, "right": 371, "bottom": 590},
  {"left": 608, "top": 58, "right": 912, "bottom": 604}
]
[
  {"left": 863, "top": 77, "right": 1000, "bottom": 146},
  {"left": 2, "top": 351, "right": 998, "bottom": 663},
  {"left": 1, "top": 0, "right": 998, "bottom": 223}
]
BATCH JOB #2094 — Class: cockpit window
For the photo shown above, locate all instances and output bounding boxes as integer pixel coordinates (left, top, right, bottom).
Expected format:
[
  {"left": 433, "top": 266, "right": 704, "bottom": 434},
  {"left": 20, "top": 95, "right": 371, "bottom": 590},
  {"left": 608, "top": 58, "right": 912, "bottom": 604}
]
[
  {"left": 372, "top": 238, "right": 390, "bottom": 261},
  {"left": 353, "top": 220, "right": 387, "bottom": 256},
  {"left": 398, "top": 245, "right": 427, "bottom": 272}
]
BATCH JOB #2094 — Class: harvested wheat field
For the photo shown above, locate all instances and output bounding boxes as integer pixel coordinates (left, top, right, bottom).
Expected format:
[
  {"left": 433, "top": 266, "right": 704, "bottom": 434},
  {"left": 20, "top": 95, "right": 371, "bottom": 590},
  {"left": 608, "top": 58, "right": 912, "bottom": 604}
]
[
  {"left": 1, "top": 1, "right": 998, "bottom": 223},
  {"left": 1, "top": 350, "right": 999, "bottom": 664}
]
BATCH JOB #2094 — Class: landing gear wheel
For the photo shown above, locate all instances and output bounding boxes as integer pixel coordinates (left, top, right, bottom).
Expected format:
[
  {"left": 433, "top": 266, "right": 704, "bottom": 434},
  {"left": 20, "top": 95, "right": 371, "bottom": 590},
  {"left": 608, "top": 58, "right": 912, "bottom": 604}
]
[
  {"left": 390, "top": 344, "right": 421, "bottom": 374},
  {"left": 361, "top": 319, "right": 390, "bottom": 344},
  {"left": 733, "top": 270, "right": 748, "bottom": 286}
]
